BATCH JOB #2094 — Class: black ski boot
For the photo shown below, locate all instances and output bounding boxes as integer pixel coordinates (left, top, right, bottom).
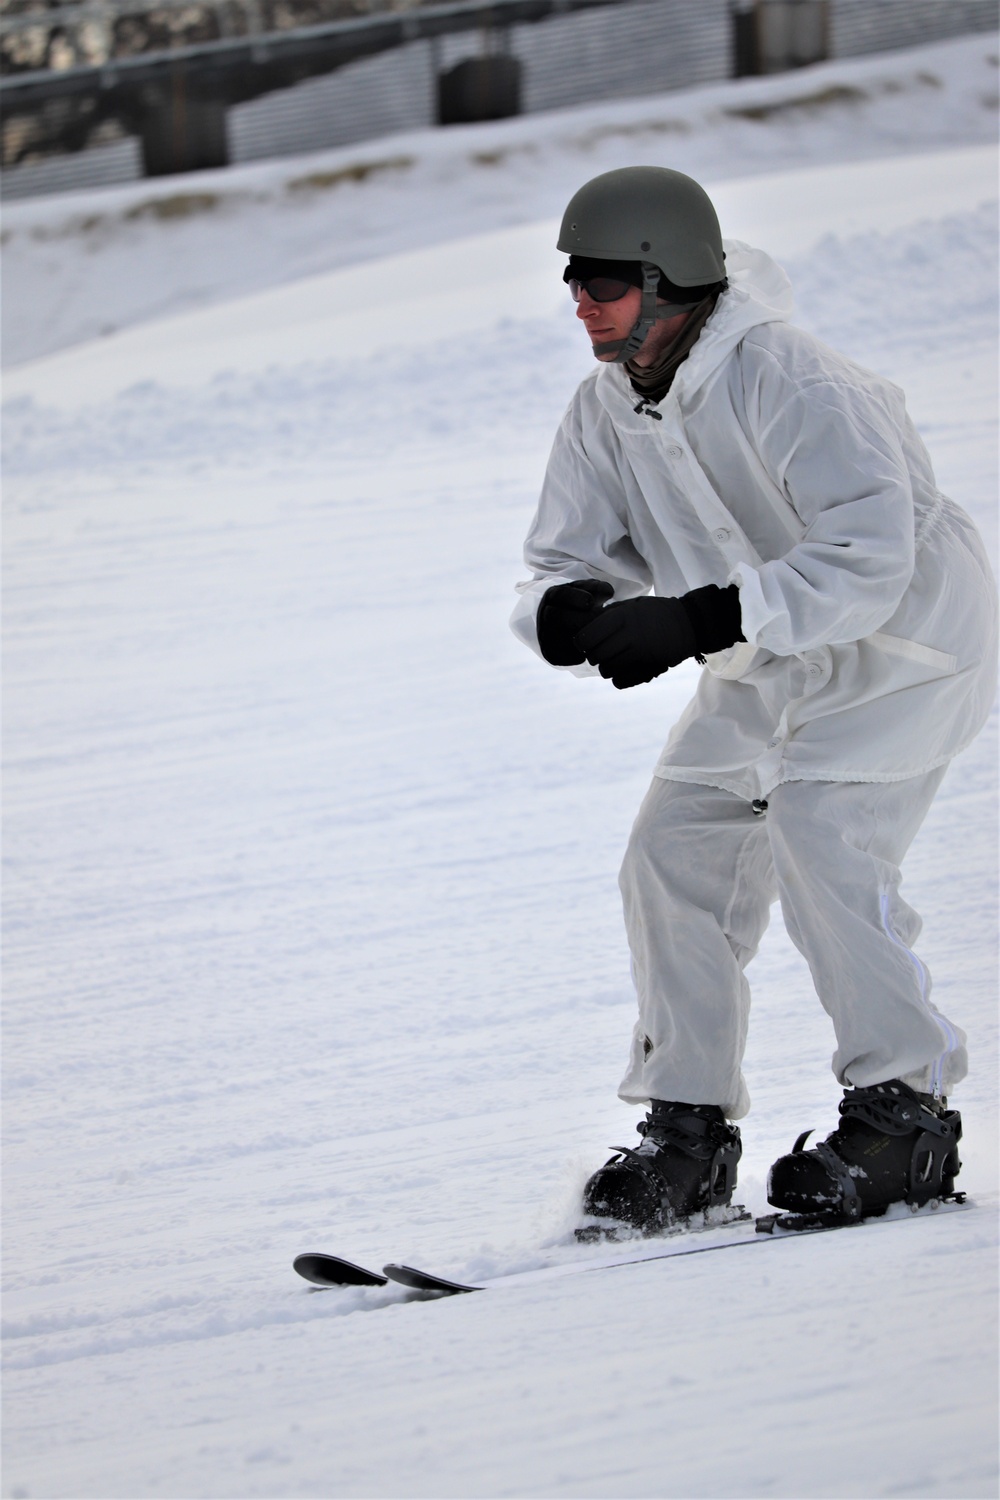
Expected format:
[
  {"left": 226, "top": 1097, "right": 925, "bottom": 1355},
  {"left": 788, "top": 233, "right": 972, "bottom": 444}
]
[
  {"left": 578, "top": 1100, "right": 743, "bottom": 1239},
  {"left": 767, "top": 1079, "right": 963, "bottom": 1226}
]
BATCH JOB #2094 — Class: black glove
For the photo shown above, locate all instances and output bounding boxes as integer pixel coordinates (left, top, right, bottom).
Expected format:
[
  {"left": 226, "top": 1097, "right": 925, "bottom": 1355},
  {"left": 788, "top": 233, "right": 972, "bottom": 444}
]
[
  {"left": 536, "top": 578, "right": 615, "bottom": 666},
  {"left": 576, "top": 583, "right": 744, "bottom": 690}
]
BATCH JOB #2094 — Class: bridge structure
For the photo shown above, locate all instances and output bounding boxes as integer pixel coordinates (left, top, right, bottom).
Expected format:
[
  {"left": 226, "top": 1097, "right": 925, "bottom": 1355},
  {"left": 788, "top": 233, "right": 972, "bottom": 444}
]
[
  {"left": 4, "top": 0, "right": 992, "bottom": 188},
  {"left": 0, "top": 0, "right": 636, "bottom": 175}
]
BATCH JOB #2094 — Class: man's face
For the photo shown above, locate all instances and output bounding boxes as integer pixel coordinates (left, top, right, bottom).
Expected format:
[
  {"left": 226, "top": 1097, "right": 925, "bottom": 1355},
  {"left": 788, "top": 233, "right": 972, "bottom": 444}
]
[{"left": 574, "top": 283, "right": 689, "bottom": 367}]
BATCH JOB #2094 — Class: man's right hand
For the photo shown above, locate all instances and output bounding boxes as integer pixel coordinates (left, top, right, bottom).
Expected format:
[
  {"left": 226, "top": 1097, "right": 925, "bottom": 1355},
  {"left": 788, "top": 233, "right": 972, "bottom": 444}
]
[{"left": 536, "top": 579, "right": 615, "bottom": 665}]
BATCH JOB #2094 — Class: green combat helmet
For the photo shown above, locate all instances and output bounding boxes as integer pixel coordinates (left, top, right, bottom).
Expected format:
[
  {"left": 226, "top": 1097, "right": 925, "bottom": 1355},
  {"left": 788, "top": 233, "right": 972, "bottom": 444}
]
[{"left": 558, "top": 166, "right": 726, "bottom": 362}]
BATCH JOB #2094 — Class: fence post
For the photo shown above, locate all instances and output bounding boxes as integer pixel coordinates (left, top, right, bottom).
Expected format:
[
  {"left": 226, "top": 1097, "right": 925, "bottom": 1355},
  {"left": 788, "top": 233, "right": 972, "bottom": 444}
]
[
  {"left": 754, "top": 0, "right": 828, "bottom": 74},
  {"left": 437, "top": 43, "right": 522, "bottom": 124},
  {"left": 734, "top": 0, "right": 827, "bottom": 76},
  {"left": 731, "top": 0, "right": 759, "bottom": 77},
  {"left": 139, "top": 73, "right": 229, "bottom": 175}
]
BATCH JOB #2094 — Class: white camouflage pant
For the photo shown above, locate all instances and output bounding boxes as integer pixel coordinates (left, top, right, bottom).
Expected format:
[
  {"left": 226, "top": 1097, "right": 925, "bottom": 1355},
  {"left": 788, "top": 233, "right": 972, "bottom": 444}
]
[{"left": 617, "top": 770, "right": 966, "bottom": 1119}]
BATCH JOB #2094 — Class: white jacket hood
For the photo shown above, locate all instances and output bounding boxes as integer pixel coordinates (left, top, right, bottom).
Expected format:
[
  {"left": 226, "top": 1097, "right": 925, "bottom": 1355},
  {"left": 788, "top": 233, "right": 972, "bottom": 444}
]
[{"left": 594, "top": 239, "right": 794, "bottom": 414}]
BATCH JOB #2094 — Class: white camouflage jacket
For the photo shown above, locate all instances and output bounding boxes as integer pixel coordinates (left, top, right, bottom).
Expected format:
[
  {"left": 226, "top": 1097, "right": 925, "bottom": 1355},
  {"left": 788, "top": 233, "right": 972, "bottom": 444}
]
[{"left": 512, "top": 242, "right": 997, "bottom": 798}]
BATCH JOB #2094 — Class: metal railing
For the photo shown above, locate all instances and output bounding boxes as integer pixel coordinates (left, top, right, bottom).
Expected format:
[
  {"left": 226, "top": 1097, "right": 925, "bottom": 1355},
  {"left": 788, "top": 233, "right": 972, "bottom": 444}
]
[{"left": 1, "top": 0, "right": 432, "bottom": 72}]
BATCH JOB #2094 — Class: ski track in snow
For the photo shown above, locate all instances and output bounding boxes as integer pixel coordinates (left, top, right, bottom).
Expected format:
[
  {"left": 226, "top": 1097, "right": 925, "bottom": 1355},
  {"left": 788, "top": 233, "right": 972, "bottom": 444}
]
[{"left": 2, "top": 33, "right": 998, "bottom": 1500}]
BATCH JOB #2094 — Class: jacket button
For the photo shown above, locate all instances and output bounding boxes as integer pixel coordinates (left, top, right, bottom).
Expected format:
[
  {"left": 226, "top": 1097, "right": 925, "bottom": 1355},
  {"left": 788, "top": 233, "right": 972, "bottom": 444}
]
[
  {"left": 713, "top": 527, "right": 731, "bottom": 543},
  {"left": 666, "top": 445, "right": 682, "bottom": 459}
]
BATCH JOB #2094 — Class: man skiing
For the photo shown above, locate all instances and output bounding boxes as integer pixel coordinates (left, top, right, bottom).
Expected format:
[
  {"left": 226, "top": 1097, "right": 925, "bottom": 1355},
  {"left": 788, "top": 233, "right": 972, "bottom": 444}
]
[{"left": 511, "top": 166, "right": 997, "bottom": 1234}]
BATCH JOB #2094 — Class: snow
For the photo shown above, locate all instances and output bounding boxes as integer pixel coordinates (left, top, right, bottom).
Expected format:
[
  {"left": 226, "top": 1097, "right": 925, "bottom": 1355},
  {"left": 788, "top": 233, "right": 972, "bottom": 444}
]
[
  {"left": 5, "top": 142, "right": 998, "bottom": 412},
  {"left": 3, "top": 32, "right": 998, "bottom": 1500}
]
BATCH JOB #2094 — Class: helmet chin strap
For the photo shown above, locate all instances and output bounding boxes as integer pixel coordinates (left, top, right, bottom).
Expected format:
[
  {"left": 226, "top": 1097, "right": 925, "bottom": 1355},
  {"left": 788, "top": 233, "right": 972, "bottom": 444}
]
[{"left": 592, "top": 261, "right": 699, "bottom": 363}]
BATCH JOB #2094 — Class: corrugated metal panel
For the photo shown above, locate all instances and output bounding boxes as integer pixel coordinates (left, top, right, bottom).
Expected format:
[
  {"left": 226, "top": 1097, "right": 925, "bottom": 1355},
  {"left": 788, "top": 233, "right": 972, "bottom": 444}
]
[
  {"left": 508, "top": 0, "right": 729, "bottom": 114},
  {"left": 229, "top": 0, "right": 730, "bottom": 164},
  {"left": 829, "top": 0, "right": 999, "bottom": 58},
  {"left": 228, "top": 35, "right": 432, "bottom": 160},
  {"left": 1, "top": 135, "right": 140, "bottom": 197}
]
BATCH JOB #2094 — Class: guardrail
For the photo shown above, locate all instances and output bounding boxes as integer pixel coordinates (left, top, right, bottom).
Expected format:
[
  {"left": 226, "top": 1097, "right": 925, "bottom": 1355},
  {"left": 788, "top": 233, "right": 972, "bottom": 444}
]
[{"left": 1, "top": 0, "right": 464, "bottom": 72}]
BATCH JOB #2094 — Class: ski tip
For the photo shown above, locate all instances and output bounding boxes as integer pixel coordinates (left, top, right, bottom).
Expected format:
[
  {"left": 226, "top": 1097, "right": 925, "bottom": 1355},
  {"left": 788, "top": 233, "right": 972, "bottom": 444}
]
[
  {"left": 382, "top": 1263, "right": 480, "bottom": 1294},
  {"left": 293, "top": 1253, "right": 388, "bottom": 1288}
]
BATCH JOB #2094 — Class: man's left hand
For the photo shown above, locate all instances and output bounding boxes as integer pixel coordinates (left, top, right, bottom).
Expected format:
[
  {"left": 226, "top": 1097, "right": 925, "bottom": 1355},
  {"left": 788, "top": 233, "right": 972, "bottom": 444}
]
[{"left": 576, "top": 584, "right": 744, "bottom": 690}]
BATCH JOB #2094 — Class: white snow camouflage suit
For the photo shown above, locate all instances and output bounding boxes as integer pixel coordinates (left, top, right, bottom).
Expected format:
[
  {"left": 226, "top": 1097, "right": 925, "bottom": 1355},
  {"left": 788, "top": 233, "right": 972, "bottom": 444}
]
[{"left": 512, "top": 241, "right": 997, "bottom": 1118}]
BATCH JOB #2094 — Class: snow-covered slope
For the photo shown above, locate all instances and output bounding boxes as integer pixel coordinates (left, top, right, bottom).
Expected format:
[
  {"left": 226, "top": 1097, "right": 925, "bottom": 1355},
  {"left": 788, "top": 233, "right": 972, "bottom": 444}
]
[
  {"left": 3, "top": 38, "right": 998, "bottom": 1500},
  {"left": 5, "top": 143, "right": 996, "bottom": 411}
]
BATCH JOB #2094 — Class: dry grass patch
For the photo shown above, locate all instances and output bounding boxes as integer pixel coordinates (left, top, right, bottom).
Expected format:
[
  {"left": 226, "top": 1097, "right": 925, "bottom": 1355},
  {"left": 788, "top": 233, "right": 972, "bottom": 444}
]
[
  {"left": 124, "top": 192, "right": 220, "bottom": 222},
  {"left": 574, "top": 118, "right": 690, "bottom": 148},
  {"left": 725, "top": 84, "right": 866, "bottom": 121},
  {"left": 286, "top": 155, "right": 413, "bottom": 193}
]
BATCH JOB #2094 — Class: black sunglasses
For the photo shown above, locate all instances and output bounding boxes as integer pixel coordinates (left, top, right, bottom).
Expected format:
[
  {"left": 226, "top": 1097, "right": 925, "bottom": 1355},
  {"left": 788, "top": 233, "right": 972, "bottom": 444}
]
[{"left": 566, "top": 275, "right": 636, "bottom": 304}]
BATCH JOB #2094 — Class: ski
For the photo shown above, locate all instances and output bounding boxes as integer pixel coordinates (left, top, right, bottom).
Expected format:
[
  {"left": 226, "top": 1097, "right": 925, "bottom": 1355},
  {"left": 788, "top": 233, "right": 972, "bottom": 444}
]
[
  {"left": 293, "top": 1252, "right": 388, "bottom": 1288},
  {"left": 294, "top": 1194, "right": 970, "bottom": 1295},
  {"left": 379, "top": 1195, "right": 971, "bottom": 1296}
]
